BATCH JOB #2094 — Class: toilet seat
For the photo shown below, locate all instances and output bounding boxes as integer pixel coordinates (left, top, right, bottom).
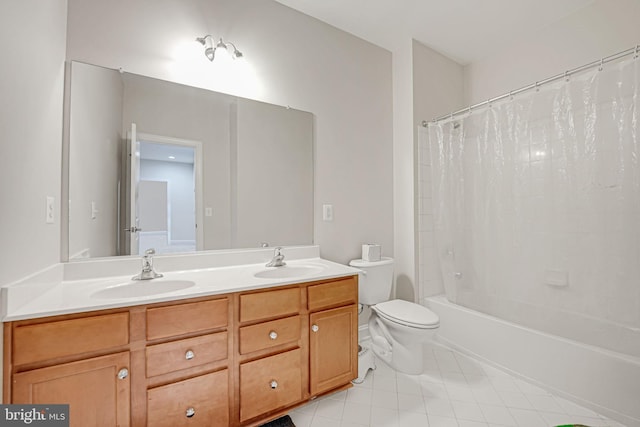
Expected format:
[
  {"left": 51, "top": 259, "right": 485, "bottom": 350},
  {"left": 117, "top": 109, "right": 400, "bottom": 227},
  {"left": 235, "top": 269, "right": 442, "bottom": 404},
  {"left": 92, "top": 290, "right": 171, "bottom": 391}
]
[{"left": 373, "top": 299, "right": 439, "bottom": 329}]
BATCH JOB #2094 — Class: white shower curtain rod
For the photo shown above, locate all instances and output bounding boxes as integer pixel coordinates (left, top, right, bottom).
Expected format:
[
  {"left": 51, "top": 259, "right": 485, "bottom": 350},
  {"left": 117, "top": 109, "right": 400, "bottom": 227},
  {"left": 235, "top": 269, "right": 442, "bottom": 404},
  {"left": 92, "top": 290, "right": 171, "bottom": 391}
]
[{"left": 425, "top": 44, "right": 640, "bottom": 126}]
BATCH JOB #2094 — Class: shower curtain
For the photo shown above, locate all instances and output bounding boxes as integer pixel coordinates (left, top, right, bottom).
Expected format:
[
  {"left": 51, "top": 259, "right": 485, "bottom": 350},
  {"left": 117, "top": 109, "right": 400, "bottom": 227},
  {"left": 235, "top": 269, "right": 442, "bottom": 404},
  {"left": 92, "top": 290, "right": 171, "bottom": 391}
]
[{"left": 423, "top": 56, "right": 639, "bottom": 357}]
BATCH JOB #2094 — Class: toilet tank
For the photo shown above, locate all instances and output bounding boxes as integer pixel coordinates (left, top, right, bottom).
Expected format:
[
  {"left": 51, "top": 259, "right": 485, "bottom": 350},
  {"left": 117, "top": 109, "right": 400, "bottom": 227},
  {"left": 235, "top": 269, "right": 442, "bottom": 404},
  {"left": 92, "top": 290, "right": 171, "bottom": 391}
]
[{"left": 349, "top": 257, "right": 394, "bottom": 306}]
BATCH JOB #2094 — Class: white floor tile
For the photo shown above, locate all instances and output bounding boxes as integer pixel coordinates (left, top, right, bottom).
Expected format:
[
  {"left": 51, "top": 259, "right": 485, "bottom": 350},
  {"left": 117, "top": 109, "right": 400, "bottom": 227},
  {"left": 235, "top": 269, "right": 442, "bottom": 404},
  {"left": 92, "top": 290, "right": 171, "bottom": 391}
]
[
  {"left": 370, "top": 406, "right": 399, "bottom": 427},
  {"left": 397, "top": 393, "right": 426, "bottom": 414},
  {"left": 311, "top": 416, "right": 343, "bottom": 427},
  {"left": 497, "top": 391, "right": 534, "bottom": 410},
  {"left": 424, "top": 397, "right": 456, "bottom": 418},
  {"left": 347, "top": 387, "right": 373, "bottom": 405},
  {"left": 396, "top": 373, "right": 423, "bottom": 396},
  {"left": 290, "top": 411, "right": 314, "bottom": 427},
  {"left": 421, "top": 381, "right": 449, "bottom": 399},
  {"left": 479, "top": 404, "right": 518, "bottom": 426},
  {"left": 451, "top": 400, "right": 486, "bottom": 423},
  {"left": 524, "top": 395, "right": 564, "bottom": 414},
  {"left": 472, "top": 387, "right": 504, "bottom": 406},
  {"left": 457, "top": 421, "right": 489, "bottom": 427},
  {"left": 290, "top": 344, "right": 618, "bottom": 427},
  {"left": 315, "top": 399, "right": 346, "bottom": 420},
  {"left": 397, "top": 411, "right": 430, "bottom": 427},
  {"left": 342, "top": 402, "right": 372, "bottom": 426},
  {"left": 372, "top": 389, "right": 399, "bottom": 410},
  {"left": 428, "top": 414, "right": 460, "bottom": 427},
  {"left": 507, "top": 408, "right": 547, "bottom": 427},
  {"left": 554, "top": 396, "right": 600, "bottom": 418},
  {"left": 445, "top": 384, "right": 476, "bottom": 402}
]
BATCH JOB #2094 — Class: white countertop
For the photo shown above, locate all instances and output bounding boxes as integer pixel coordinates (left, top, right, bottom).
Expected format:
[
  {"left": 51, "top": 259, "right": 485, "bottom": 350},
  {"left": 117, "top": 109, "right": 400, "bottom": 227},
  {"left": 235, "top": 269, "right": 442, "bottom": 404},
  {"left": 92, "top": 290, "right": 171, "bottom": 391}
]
[{"left": 2, "top": 256, "right": 360, "bottom": 321}]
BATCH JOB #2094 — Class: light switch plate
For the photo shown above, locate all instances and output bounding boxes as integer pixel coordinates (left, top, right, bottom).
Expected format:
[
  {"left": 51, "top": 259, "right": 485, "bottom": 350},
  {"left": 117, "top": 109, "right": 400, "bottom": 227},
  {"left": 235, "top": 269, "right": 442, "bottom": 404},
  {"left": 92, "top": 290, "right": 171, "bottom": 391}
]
[
  {"left": 322, "top": 204, "right": 333, "bottom": 221},
  {"left": 46, "top": 196, "right": 55, "bottom": 224}
]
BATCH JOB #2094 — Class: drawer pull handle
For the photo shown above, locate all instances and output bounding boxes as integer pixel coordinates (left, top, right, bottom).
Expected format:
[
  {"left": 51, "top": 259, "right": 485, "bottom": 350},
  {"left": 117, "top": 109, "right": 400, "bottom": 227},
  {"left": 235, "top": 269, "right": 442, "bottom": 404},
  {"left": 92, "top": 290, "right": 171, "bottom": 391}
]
[
  {"left": 185, "top": 350, "right": 195, "bottom": 360},
  {"left": 311, "top": 324, "right": 319, "bottom": 332},
  {"left": 117, "top": 368, "right": 129, "bottom": 380},
  {"left": 185, "top": 407, "right": 195, "bottom": 418},
  {"left": 270, "top": 380, "right": 278, "bottom": 389},
  {"left": 269, "top": 331, "right": 278, "bottom": 340}
]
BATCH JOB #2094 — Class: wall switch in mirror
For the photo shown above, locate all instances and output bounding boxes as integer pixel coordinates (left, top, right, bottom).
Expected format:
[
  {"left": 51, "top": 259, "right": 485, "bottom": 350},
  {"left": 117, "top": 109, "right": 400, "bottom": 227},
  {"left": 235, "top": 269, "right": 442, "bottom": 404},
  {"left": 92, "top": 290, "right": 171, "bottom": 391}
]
[
  {"left": 91, "top": 201, "right": 98, "bottom": 219},
  {"left": 323, "top": 204, "right": 333, "bottom": 221},
  {"left": 205, "top": 207, "right": 213, "bottom": 217},
  {"left": 46, "top": 196, "right": 55, "bottom": 224}
]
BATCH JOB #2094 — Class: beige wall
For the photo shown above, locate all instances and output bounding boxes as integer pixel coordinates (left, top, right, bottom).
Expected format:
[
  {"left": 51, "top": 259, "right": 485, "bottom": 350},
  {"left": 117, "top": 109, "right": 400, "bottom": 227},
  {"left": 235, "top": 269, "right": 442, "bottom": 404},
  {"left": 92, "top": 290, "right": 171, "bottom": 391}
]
[
  {"left": 66, "top": 0, "right": 394, "bottom": 265},
  {"left": 234, "top": 99, "right": 313, "bottom": 249},
  {"left": 68, "top": 62, "right": 123, "bottom": 259},
  {"left": 0, "top": 0, "right": 67, "bottom": 286},
  {"left": 465, "top": 0, "right": 640, "bottom": 105}
]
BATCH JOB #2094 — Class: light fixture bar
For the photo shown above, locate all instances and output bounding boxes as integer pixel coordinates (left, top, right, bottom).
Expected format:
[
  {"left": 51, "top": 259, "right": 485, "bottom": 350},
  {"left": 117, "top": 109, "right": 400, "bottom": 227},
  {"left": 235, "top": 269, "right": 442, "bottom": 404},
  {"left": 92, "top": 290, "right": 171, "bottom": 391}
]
[{"left": 196, "top": 34, "right": 243, "bottom": 61}]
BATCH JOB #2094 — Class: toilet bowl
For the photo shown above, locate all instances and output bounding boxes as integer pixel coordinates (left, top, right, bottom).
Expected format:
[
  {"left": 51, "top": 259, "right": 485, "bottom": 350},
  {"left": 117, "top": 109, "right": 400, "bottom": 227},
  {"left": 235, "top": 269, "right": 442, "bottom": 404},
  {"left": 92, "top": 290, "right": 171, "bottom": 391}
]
[
  {"left": 349, "top": 258, "right": 440, "bottom": 375},
  {"left": 368, "top": 299, "right": 439, "bottom": 374}
]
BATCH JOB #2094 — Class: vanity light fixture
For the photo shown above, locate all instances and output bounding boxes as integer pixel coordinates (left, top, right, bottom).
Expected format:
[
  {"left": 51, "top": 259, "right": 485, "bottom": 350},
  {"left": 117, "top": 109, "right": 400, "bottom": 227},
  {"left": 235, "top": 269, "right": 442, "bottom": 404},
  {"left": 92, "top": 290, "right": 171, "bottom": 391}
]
[{"left": 196, "top": 35, "right": 243, "bottom": 61}]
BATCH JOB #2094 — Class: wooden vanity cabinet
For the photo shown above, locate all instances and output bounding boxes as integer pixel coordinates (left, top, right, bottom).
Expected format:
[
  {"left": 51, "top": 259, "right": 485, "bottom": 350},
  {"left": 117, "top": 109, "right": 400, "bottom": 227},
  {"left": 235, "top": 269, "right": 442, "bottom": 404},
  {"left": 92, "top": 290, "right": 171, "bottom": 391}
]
[
  {"left": 7, "top": 311, "right": 131, "bottom": 427},
  {"left": 144, "top": 297, "right": 231, "bottom": 427},
  {"left": 3, "top": 274, "right": 358, "bottom": 427},
  {"left": 237, "top": 287, "right": 304, "bottom": 424},
  {"left": 308, "top": 277, "right": 359, "bottom": 396}
]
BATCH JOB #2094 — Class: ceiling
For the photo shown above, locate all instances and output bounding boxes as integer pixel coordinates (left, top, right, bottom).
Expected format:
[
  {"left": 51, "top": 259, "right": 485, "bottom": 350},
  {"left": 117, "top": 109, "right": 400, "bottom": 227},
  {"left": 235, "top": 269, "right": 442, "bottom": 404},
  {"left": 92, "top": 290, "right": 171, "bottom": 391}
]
[{"left": 274, "top": 0, "right": 595, "bottom": 64}]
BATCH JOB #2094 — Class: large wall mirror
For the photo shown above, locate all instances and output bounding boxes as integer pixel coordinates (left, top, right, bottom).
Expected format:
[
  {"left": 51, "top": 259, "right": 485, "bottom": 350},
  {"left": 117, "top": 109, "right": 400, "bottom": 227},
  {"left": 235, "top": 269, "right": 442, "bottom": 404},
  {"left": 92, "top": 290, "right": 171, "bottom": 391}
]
[{"left": 65, "top": 61, "right": 314, "bottom": 260}]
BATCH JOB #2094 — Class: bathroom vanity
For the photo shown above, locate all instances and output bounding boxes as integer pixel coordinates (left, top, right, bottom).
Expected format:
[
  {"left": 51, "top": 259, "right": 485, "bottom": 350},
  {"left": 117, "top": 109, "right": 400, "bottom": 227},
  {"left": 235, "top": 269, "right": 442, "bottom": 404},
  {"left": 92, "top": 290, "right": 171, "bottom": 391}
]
[{"left": 2, "top": 252, "right": 359, "bottom": 427}]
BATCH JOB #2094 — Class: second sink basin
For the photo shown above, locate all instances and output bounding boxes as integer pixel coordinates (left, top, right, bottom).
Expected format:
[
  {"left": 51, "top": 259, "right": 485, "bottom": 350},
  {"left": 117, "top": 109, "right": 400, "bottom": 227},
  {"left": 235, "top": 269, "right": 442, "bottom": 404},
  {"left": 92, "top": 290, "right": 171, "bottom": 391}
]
[
  {"left": 91, "top": 279, "right": 195, "bottom": 299},
  {"left": 254, "top": 264, "right": 325, "bottom": 279}
]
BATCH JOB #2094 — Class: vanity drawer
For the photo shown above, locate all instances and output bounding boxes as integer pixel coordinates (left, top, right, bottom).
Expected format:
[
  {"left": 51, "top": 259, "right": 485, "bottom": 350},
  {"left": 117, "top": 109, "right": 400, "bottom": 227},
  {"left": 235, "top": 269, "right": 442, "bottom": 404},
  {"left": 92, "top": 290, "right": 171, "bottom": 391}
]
[
  {"left": 239, "top": 287, "right": 300, "bottom": 323},
  {"left": 146, "top": 332, "right": 227, "bottom": 378},
  {"left": 307, "top": 276, "right": 358, "bottom": 312},
  {"left": 13, "top": 312, "right": 129, "bottom": 366},
  {"left": 146, "top": 298, "right": 228, "bottom": 340},
  {"left": 239, "top": 348, "right": 302, "bottom": 422},
  {"left": 239, "top": 315, "right": 301, "bottom": 354},
  {"left": 147, "top": 369, "right": 229, "bottom": 427}
]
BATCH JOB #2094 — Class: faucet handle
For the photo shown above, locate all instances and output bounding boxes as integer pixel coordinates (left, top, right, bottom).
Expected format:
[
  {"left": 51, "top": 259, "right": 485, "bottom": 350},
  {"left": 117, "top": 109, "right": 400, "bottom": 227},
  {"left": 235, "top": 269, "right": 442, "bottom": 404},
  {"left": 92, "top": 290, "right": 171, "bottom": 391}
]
[{"left": 144, "top": 248, "right": 156, "bottom": 257}]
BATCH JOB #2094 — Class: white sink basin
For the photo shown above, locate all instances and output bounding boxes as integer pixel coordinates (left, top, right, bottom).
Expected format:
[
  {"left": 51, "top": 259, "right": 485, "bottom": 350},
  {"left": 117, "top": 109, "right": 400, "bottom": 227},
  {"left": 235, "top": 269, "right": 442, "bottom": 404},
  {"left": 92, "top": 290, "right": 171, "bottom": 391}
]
[
  {"left": 254, "top": 264, "right": 324, "bottom": 279},
  {"left": 91, "top": 279, "right": 195, "bottom": 299}
]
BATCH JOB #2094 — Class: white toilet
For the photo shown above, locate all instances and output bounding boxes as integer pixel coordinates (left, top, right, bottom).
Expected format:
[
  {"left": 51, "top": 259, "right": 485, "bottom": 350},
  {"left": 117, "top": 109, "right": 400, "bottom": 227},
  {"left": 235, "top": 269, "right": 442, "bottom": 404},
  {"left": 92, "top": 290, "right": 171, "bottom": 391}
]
[{"left": 350, "top": 257, "right": 439, "bottom": 375}]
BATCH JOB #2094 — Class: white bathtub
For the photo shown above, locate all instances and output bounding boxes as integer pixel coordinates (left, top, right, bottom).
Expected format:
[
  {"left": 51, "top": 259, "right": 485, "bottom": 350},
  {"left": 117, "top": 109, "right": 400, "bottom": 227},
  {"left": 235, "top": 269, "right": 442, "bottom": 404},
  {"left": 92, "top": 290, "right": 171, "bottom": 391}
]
[{"left": 426, "top": 295, "right": 640, "bottom": 427}]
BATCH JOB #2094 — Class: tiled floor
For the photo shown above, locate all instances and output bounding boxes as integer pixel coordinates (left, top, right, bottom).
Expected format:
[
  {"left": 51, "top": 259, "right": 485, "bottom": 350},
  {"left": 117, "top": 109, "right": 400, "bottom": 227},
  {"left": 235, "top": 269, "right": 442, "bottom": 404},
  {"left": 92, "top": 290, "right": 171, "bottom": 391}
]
[{"left": 289, "top": 343, "right": 625, "bottom": 427}]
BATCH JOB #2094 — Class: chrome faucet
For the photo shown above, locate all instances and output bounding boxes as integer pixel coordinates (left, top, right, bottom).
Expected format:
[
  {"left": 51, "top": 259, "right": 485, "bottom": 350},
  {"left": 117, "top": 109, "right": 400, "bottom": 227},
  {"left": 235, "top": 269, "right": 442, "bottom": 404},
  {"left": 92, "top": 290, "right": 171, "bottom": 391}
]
[
  {"left": 266, "top": 247, "right": 286, "bottom": 267},
  {"left": 132, "top": 248, "right": 164, "bottom": 280}
]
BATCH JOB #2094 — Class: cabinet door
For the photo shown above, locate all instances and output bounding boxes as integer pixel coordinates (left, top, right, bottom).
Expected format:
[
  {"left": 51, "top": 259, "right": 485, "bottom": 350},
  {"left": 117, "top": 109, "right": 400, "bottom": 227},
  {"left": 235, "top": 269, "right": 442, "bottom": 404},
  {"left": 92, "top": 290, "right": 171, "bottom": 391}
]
[
  {"left": 309, "top": 305, "right": 358, "bottom": 395},
  {"left": 13, "top": 352, "right": 130, "bottom": 427}
]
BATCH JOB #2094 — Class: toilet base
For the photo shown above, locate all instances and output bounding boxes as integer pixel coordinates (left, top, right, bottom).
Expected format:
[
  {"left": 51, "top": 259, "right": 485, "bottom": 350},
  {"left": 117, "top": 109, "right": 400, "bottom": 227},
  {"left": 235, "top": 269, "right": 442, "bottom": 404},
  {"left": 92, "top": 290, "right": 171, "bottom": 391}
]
[
  {"left": 368, "top": 313, "right": 437, "bottom": 375},
  {"left": 353, "top": 344, "right": 376, "bottom": 383}
]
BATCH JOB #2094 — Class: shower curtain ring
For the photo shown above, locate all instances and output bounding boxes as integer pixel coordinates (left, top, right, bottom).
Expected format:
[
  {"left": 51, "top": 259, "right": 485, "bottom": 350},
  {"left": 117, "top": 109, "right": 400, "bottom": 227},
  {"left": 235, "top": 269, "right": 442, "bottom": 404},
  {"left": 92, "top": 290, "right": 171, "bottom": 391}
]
[
  {"left": 564, "top": 71, "right": 570, "bottom": 82},
  {"left": 598, "top": 58, "right": 604, "bottom": 71},
  {"left": 535, "top": 82, "right": 540, "bottom": 92},
  {"left": 509, "top": 91, "right": 514, "bottom": 100},
  {"left": 635, "top": 45, "right": 639, "bottom": 59}
]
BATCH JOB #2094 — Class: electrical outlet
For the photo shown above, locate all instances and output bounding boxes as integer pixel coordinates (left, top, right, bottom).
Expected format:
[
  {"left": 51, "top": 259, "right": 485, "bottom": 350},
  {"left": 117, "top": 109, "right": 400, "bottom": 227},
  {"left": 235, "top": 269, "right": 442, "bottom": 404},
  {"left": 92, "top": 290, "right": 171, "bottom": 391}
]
[{"left": 46, "top": 196, "right": 55, "bottom": 224}]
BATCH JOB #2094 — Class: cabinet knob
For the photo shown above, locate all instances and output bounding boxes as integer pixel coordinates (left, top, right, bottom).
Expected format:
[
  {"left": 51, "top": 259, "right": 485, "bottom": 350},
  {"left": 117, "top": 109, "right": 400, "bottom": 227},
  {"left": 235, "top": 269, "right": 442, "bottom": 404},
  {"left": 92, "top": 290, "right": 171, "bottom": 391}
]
[
  {"left": 185, "top": 407, "right": 195, "bottom": 418},
  {"left": 311, "top": 324, "right": 319, "bottom": 332},
  {"left": 269, "top": 331, "right": 278, "bottom": 340},
  {"left": 117, "top": 368, "right": 129, "bottom": 380},
  {"left": 270, "top": 380, "right": 278, "bottom": 389},
  {"left": 185, "top": 350, "right": 195, "bottom": 360}
]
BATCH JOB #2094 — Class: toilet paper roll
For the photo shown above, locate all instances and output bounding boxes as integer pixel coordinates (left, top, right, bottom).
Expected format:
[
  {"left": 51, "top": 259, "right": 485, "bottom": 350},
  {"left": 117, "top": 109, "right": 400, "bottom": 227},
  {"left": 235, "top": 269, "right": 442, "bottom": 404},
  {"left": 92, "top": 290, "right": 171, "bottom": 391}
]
[{"left": 362, "top": 244, "right": 381, "bottom": 262}]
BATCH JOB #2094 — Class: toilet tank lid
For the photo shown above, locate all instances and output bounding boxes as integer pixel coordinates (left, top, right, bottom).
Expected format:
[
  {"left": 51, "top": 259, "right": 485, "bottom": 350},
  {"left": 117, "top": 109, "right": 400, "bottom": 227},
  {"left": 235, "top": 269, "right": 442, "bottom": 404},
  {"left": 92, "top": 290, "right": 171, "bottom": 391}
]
[{"left": 349, "top": 257, "right": 394, "bottom": 268}]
